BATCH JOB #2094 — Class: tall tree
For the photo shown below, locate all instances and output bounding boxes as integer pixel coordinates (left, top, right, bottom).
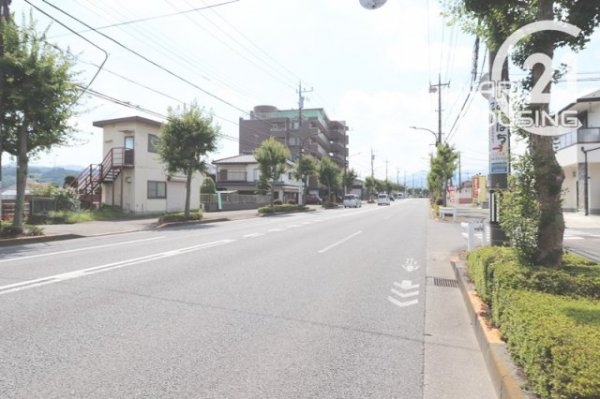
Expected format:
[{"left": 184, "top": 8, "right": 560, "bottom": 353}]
[
  {"left": 446, "top": 0, "right": 600, "bottom": 266},
  {"left": 158, "top": 102, "right": 219, "bottom": 218},
  {"left": 294, "top": 153, "right": 317, "bottom": 203},
  {"left": 1, "top": 15, "right": 80, "bottom": 230},
  {"left": 318, "top": 156, "right": 340, "bottom": 203},
  {"left": 428, "top": 143, "right": 459, "bottom": 206},
  {"left": 255, "top": 137, "right": 290, "bottom": 206},
  {"left": 342, "top": 168, "right": 358, "bottom": 194},
  {"left": 364, "top": 176, "right": 376, "bottom": 201}
]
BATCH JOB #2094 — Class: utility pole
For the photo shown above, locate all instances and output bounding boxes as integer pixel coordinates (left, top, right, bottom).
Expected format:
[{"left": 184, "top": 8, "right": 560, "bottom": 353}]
[
  {"left": 429, "top": 73, "right": 450, "bottom": 145},
  {"left": 385, "top": 159, "right": 389, "bottom": 183},
  {"left": 297, "top": 81, "right": 313, "bottom": 128},
  {"left": 0, "top": 0, "right": 11, "bottom": 222},
  {"left": 370, "top": 148, "right": 375, "bottom": 200},
  {"left": 370, "top": 148, "right": 374, "bottom": 180},
  {"left": 458, "top": 152, "right": 462, "bottom": 196}
]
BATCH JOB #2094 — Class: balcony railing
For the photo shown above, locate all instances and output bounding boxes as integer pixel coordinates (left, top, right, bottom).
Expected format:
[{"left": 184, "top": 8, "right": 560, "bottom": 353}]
[
  {"left": 554, "top": 127, "right": 600, "bottom": 151},
  {"left": 217, "top": 170, "right": 252, "bottom": 183}
]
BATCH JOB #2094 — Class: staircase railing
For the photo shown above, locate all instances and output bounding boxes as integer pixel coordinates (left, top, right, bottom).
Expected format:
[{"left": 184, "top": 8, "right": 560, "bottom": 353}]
[{"left": 72, "top": 147, "right": 134, "bottom": 207}]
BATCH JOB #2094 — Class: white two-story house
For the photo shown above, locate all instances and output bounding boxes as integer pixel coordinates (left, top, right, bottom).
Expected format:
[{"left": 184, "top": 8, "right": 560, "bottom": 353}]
[
  {"left": 74, "top": 116, "right": 205, "bottom": 215},
  {"left": 555, "top": 90, "right": 600, "bottom": 215},
  {"left": 212, "top": 154, "right": 301, "bottom": 203}
]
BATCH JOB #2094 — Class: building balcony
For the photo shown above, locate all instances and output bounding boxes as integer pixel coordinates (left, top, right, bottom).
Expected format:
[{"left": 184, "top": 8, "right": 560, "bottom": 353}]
[
  {"left": 554, "top": 127, "right": 600, "bottom": 151},
  {"left": 216, "top": 170, "right": 252, "bottom": 183},
  {"left": 327, "top": 127, "right": 347, "bottom": 142}
]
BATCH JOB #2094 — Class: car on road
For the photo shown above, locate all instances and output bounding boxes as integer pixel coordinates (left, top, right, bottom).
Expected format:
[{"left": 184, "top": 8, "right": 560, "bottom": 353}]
[
  {"left": 377, "top": 193, "right": 391, "bottom": 206},
  {"left": 343, "top": 194, "right": 362, "bottom": 208},
  {"left": 304, "top": 194, "right": 322, "bottom": 205}
]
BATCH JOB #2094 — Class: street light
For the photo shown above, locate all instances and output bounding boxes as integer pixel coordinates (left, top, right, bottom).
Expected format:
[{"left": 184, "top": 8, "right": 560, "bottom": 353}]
[
  {"left": 409, "top": 126, "right": 441, "bottom": 146},
  {"left": 581, "top": 145, "right": 600, "bottom": 216}
]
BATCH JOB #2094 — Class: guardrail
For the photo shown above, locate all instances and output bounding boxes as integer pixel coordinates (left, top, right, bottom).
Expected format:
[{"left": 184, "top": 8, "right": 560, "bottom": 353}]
[{"left": 461, "top": 220, "right": 489, "bottom": 251}]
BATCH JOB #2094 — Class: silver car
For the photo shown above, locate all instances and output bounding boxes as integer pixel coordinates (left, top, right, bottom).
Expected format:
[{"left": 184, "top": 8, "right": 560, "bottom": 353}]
[{"left": 343, "top": 194, "right": 362, "bottom": 208}]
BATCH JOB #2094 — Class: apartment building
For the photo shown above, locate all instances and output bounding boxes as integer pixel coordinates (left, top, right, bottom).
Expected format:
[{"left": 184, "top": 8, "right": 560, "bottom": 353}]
[{"left": 238, "top": 105, "right": 349, "bottom": 170}]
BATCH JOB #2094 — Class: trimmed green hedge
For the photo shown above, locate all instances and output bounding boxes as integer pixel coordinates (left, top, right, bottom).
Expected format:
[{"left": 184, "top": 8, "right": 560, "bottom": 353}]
[
  {"left": 258, "top": 204, "right": 308, "bottom": 214},
  {"left": 499, "top": 290, "right": 600, "bottom": 399},
  {"left": 158, "top": 211, "right": 202, "bottom": 224},
  {"left": 467, "top": 248, "right": 600, "bottom": 399}
]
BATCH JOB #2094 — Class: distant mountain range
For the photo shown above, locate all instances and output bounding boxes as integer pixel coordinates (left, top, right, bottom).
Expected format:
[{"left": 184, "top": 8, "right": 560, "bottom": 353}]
[{"left": 1, "top": 165, "right": 83, "bottom": 189}]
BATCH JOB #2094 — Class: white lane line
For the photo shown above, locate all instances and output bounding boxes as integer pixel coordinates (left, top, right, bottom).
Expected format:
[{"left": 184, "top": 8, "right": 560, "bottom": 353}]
[
  {"left": 317, "top": 231, "right": 362, "bottom": 254},
  {"left": 564, "top": 237, "right": 584, "bottom": 240},
  {"left": 0, "top": 239, "right": 235, "bottom": 296},
  {"left": 288, "top": 224, "right": 301, "bottom": 228},
  {"left": 0, "top": 236, "right": 166, "bottom": 264},
  {"left": 243, "top": 233, "right": 265, "bottom": 238},
  {"left": 268, "top": 228, "right": 284, "bottom": 232}
]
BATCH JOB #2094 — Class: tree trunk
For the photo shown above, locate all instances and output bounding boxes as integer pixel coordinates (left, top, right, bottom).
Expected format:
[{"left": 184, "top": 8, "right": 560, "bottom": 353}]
[
  {"left": 13, "top": 126, "right": 28, "bottom": 230},
  {"left": 184, "top": 169, "right": 192, "bottom": 217},
  {"left": 530, "top": 0, "right": 565, "bottom": 266}
]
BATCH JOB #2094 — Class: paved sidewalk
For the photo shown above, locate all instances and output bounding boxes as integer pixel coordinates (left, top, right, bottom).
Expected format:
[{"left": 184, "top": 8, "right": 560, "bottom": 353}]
[{"left": 0, "top": 208, "right": 266, "bottom": 246}]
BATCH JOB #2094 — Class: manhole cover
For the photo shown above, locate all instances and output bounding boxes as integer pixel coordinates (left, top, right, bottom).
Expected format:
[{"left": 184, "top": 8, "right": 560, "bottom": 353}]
[{"left": 433, "top": 277, "right": 459, "bottom": 288}]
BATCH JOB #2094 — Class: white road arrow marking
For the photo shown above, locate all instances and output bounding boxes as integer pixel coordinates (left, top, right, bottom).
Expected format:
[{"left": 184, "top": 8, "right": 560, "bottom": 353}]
[
  {"left": 388, "top": 296, "right": 418, "bottom": 308},
  {"left": 390, "top": 288, "right": 419, "bottom": 298},
  {"left": 394, "top": 280, "right": 420, "bottom": 290},
  {"left": 401, "top": 258, "right": 420, "bottom": 272}
]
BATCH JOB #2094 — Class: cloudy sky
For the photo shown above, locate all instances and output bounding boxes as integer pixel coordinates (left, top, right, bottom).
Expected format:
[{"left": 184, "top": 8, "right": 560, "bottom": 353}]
[{"left": 6, "top": 0, "right": 600, "bottom": 185}]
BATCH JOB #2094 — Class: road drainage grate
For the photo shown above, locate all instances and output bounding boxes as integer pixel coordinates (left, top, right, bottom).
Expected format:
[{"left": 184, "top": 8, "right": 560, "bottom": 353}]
[{"left": 433, "top": 277, "right": 459, "bottom": 288}]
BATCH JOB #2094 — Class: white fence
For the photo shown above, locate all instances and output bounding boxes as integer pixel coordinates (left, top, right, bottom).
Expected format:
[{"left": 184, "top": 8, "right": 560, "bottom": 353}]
[{"left": 461, "top": 220, "right": 490, "bottom": 251}]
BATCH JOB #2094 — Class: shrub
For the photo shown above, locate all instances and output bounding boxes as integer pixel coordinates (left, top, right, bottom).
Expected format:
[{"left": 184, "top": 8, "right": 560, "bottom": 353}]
[
  {"left": 467, "top": 247, "right": 600, "bottom": 398},
  {"left": 258, "top": 204, "right": 308, "bottom": 214},
  {"left": 158, "top": 211, "right": 202, "bottom": 224},
  {"left": 287, "top": 199, "right": 296, "bottom": 205},
  {"left": 498, "top": 154, "right": 540, "bottom": 265},
  {"left": 499, "top": 290, "right": 600, "bottom": 399},
  {"left": 273, "top": 199, "right": 283, "bottom": 205},
  {"left": 23, "top": 225, "right": 44, "bottom": 236},
  {"left": 1, "top": 225, "right": 23, "bottom": 237}
]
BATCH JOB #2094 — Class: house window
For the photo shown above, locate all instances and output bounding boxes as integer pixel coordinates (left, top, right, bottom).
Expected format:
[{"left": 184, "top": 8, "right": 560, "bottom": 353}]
[
  {"left": 148, "top": 133, "right": 159, "bottom": 153},
  {"left": 219, "top": 169, "right": 228, "bottom": 181},
  {"left": 148, "top": 181, "right": 166, "bottom": 199}
]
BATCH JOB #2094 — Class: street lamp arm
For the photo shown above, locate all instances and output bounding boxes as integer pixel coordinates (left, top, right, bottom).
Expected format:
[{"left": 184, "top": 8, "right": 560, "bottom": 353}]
[{"left": 409, "top": 126, "right": 440, "bottom": 145}]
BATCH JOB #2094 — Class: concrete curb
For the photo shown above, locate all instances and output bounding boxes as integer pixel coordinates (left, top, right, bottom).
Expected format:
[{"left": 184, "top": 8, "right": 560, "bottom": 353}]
[
  {"left": 0, "top": 233, "right": 84, "bottom": 247},
  {"left": 451, "top": 259, "right": 537, "bottom": 399}
]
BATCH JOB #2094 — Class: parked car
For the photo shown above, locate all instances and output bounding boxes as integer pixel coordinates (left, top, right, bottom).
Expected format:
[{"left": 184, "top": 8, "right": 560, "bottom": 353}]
[
  {"left": 304, "top": 194, "right": 322, "bottom": 205},
  {"left": 343, "top": 194, "right": 362, "bottom": 208},
  {"left": 377, "top": 193, "right": 391, "bottom": 206}
]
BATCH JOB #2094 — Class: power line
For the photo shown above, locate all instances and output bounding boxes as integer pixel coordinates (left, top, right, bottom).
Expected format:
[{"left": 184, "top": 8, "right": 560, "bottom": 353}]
[
  {"left": 39, "top": 0, "right": 251, "bottom": 116},
  {"left": 72, "top": 0, "right": 240, "bottom": 33}
]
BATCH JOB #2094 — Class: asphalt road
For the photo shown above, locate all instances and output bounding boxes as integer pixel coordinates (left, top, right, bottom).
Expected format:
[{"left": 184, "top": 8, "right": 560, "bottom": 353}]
[{"left": 0, "top": 199, "right": 495, "bottom": 398}]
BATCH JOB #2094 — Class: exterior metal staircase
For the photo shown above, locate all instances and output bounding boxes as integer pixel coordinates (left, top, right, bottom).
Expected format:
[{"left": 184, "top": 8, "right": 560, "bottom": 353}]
[{"left": 71, "top": 147, "right": 134, "bottom": 208}]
